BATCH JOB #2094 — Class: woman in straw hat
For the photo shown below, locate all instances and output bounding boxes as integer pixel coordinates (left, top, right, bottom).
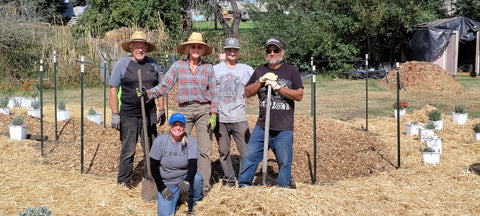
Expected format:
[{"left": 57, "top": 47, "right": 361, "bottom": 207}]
[
  {"left": 140, "top": 32, "right": 218, "bottom": 197},
  {"left": 150, "top": 113, "right": 203, "bottom": 216},
  {"left": 108, "top": 31, "right": 166, "bottom": 187}
]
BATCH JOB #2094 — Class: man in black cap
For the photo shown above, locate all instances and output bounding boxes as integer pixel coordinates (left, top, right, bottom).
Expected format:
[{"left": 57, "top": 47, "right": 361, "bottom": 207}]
[{"left": 238, "top": 37, "right": 304, "bottom": 188}]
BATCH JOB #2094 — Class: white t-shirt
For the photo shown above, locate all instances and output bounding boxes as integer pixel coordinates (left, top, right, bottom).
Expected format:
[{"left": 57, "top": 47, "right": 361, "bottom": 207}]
[{"left": 213, "top": 62, "right": 254, "bottom": 123}]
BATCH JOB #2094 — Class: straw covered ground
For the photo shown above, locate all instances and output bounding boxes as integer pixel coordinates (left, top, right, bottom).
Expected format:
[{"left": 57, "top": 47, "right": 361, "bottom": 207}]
[{"left": 1, "top": 61, "right": 480, "bottom": 215}]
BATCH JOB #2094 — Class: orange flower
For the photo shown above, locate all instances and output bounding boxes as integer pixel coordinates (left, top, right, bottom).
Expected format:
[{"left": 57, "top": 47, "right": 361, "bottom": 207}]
[
  {"left": 23, "top": 82, "right": 28, "bottom": 87},
  {"left": 28, "top": 87, "right": 33, "bottom": 91},
  {"left": 19, "top": 87, "right": 23, "bottom": 91}
]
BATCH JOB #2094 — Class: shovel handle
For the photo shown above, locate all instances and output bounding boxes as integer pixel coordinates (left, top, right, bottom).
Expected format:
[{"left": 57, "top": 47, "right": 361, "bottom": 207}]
[
  {"left": 262, "top": 85, "right": 272, "bottom": 185},
  {"left": 138, "top": 69, "right": 152, "bottom": 180}
]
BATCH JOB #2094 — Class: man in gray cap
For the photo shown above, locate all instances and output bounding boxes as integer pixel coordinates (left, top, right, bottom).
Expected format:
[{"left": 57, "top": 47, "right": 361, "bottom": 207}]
[
  {"left": 213, "top": 38, "right": 254, "bottom": 187},
  {"left": 238, "top": 37, "right": 303, "bottom": 188}
]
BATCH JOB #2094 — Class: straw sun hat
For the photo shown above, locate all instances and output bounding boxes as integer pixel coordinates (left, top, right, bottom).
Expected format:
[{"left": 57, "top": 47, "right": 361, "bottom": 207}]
[
  {"left": 176, "top": 32, "right": 212, "bottom": 56},
  {"left": 121, "top": 31, "right": 157, "bottom": 53}
]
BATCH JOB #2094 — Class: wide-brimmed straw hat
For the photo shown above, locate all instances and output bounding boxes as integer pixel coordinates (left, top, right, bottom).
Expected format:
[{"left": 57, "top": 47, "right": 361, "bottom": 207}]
[
  {"left": 176, "top": 32, "right": 212, "bottom": 56},
  {"left": 121, "top": 31, "right": 156, "bottom": 53}
]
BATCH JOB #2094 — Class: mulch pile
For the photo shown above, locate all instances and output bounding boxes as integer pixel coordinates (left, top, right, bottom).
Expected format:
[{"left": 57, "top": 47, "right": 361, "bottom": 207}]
[{"left": 380, "top": 61, "right": 463, "bottom": 94}]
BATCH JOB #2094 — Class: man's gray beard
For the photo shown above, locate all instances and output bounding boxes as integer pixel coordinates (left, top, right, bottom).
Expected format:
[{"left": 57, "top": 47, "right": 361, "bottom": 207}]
[{"left": 266, "top": 56, "right": 283, "bottom": 64}]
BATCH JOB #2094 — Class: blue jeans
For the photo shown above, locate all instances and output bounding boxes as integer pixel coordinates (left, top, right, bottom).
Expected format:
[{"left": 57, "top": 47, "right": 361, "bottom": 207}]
[
  {"left": 238, "top": 125, "right": 293, "bottom": 187},
  {"left": 157, "top": 173, "right": 203, "bottom": 216}
]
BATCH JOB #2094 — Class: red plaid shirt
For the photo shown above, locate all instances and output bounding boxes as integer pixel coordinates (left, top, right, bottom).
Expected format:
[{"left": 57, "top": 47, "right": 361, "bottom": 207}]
[{"left": 148, "top": 59, "right": 218, "bottom": 113}]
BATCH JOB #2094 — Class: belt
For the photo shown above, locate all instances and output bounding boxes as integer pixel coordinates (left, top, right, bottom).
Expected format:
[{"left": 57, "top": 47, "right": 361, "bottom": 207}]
[{"left": 179, "top": 101, "right": 210, "bottom": 107}]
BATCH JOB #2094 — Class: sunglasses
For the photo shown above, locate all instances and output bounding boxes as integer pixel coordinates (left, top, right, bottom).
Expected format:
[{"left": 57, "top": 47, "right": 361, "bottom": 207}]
[
  {"left": 190, "top": 45, "right": 203, "bottom": 50},
  {"left": 265, "top": 49, "right": 280, "bottom": 54}
]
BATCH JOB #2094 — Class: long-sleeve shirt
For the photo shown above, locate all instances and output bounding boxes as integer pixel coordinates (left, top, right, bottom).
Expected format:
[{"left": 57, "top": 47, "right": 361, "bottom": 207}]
[{"left": 148, "top": 59, "right": 218, "bottom": 113}]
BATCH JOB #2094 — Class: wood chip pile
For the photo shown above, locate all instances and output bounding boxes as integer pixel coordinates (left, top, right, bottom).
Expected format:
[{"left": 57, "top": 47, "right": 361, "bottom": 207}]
[{"left": 380, "top": 61, "right": 463, "bottom": 94}]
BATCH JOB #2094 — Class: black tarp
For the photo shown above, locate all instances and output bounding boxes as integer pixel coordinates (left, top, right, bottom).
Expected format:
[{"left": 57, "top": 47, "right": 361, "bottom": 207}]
[{"left": 408, "top": 16, "right": 480, "bottom": 61}]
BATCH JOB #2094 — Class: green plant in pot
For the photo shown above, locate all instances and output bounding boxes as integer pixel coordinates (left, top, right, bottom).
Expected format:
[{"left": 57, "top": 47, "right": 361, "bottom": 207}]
[
  {"left": 12, "top": 115, "right": 23, "bottom": 126},
  {"left": 454, "top": 105, "right": 465, "bottom": 114},
  {"left": 58, "top": 100, "right": 66, "bottom": 110},
  {"left": 425, "top": 123, "right": 436, "bottom": 130},
  {"left": 420, "top": 147, "right": 434, "bottom": 152},
  {"left": 31, "top": 101, "right": 40, "bottom": 110},
  {"left": 0, "top": 97, "right": 8, "bottom": 108},
  {"left": 428, "top": 109, "right": 442, "bottom": 121},
  {"left": 473, "top": 123, "right": 480, "bottom": 133},
  {"left": 88, "top": 107, "right": 98, "bottom": 115}
]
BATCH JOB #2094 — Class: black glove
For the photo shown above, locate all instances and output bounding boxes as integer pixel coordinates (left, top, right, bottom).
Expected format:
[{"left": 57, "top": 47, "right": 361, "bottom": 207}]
[
  {"left": 177, "top": 180, "right": 190, "bottom": 195},
  {"left": 136, "top": 87, "right": 148, "bottom": 98},
  {"left": 161, "top": 188, "right": 173, "bottom": 200},
  {"left": 111, "top": 113, "right": 120, "bottom": 130},
  {"left": 157, "top": 109, "right": 166, "bottom": 126}
]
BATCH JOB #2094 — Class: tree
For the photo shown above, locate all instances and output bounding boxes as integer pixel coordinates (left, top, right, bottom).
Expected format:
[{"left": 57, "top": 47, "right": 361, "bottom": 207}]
[
  {"left": 207, "top": 0, "right": 241, "bottom": 37},
  {"left": 0, "top": 0, "right": 67, "bottom": 23},
  {"left": 74, "top": 0, "right": 181, "bottom": 37},
  {"left": 455, "top": 0, "right": 480, "bottom": 21}
]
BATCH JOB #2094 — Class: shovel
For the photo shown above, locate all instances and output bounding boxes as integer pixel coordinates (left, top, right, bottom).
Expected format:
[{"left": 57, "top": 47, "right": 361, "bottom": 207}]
[
  {"left": 262, "top": 85, "right": 272, "bottom": 185},
  {"left": 138, "top": 69, "right": 157, "bottom": 201}
]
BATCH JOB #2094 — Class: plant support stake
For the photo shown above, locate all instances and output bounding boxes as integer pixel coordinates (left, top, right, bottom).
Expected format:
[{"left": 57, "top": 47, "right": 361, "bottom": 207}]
[
  {"left": 81, "top": 56, "right": 85, "bottom": 174},
  {"left": 312, "top": 65, "right": 317, "bottom": 184},
  {"left": 40, "top": 59, "right": 44, "bottom": 156},
  {"left": 365, "top": 54, "right": 369, "bottom": 131},
  {"left": 396, "top": 62, "right": 401, "bottom": 168},
  {"left": 54, "top": 50, "right": 58, "bottom": 141}
]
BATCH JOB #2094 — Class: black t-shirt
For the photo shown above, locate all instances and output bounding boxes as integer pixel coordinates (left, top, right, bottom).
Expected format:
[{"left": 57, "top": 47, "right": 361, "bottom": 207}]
[
  {"left": 246, "top": 63, "right": 303, "bottom": 131},
  {"left": 110, "top": 56, "right": 162, "bottom": 117}
]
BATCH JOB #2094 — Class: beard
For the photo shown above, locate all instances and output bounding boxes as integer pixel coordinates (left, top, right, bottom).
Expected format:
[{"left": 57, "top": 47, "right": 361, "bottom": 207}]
[{"left": 266, "top": 56, "right": 283, "bottom": 64}]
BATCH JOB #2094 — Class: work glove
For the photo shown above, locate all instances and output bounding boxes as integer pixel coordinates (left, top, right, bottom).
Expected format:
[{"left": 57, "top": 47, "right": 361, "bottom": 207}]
[
  {"left": 136, "top": 87, "right": 148, "bottom": 98},
  {"left": 111, "top": 113, "right": 120, "bottom": 130},
  {"left": 258, "top": 72, "right": 278, "bottom": 83},
  {"left": 207, "top": 113, "right": 217, "bottom": 133},
  {"left": 265, "top": 80, "right": 281, "bottom": 90},
  {"left": 157, "top": 109, "right": 166, "bottom": 126},
  {"left": 177, "top": 180, "right": 190, "bottom": 195},
  {"left": 161, "top": 188, "right": 173, "bottom": 201}
]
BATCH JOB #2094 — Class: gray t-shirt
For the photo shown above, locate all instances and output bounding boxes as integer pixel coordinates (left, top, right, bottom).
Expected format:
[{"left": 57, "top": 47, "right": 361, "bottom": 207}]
[
  {"left": 149, "top": 133, "right": 198, "bottom": 187},
  {"left": 213, "top": 62, "right": 253, "bottom": 123}
]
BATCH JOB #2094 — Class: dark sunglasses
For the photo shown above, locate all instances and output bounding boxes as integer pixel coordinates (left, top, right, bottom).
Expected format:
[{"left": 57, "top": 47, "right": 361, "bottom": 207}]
[
  {"left": 190, "top": 45, "right": 203, "bottom": 50},
  {"left": 265, "top": 49, "right": 280, "bottom": 54}
]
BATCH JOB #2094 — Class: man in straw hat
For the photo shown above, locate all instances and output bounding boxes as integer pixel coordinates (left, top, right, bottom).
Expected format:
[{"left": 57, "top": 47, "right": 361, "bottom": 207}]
[
  {"left": 109, "top": 31, "right": 166, "bottom": 188},
  {"left": 212, "top": 38, "right": 253, "bottom": 187},
  {"left": 238, "top": 37, "right": 303, "bottom": 188},
  {"left": 140, "top": 32, "right": 218, "bottom": 197}
]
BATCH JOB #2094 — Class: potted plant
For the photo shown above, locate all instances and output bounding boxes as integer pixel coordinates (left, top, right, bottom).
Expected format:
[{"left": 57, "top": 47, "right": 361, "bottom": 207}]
[
  {"left": 425, "top": 136, "right": 442, "bottom": 154},
  {"left": 0, "top": 96, "right": 9, "bottom": 115},
  {"left": 420, "top": 147, "right": 440, "bottom": 164},
  {"left": 19, "top": 81, "right": 39, "bottom": 107},
  {"left": 27, "top": 101, "right": 41, "bottom": 118},
  {"left": 86, "top": 107, "right": 101, "bottom": 124},
  {"left": 427, "top": 109, "right": 443, "bottom": 130},
  {"left": 405, "top": 121, "right": 422, "bottom": 136},
  {"left": 393, "top": 101, "right": 408, "bottom": 118},
  {"left": 419, "top": 123, "right": 436, "bottom": 142},
  {"left": 9, "top": 115, "right": 27, "bottom": 140},
  {"left": 56, "top": 100, "right": 70, "bottom": 121},
  {"left": 452, "top": 105, "right": 468, "bottom": 124},
  {"left": 473, "top": 123, "right": 480, "bottom": 142}
]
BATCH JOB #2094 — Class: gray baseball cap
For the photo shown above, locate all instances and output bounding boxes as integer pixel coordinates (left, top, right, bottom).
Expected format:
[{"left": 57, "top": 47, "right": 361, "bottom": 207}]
[
  {"left": 265, "top": 37, "right": 283, "bottom": 49},
  {"left": 224, "top": 38, "right": 240, "bottom": 49}
]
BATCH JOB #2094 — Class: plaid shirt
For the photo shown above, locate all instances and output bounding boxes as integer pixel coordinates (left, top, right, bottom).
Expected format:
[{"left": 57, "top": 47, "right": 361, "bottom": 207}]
[{"left": 148, "top": 59, "right": 218, "bottom": 113}]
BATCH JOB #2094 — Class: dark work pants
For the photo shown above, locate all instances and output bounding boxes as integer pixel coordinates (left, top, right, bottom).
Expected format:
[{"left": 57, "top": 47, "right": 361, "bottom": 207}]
[{"left": 117, "top": 112, "right": 157, "bottom": 184}]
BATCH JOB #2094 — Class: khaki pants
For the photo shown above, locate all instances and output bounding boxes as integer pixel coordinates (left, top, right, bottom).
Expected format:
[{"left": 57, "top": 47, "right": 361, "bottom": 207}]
[{"left": 178, "top": 103, "right": 212, "bottom": 191}]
